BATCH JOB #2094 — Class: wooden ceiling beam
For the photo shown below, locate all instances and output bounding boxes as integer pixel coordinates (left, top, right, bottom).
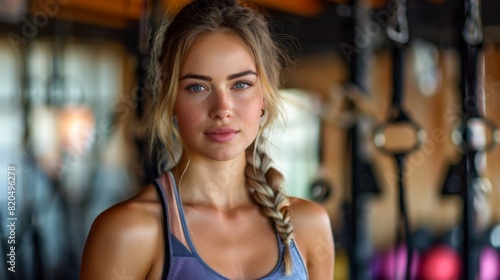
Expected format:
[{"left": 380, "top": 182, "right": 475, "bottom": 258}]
[{"left": 29, "top": 0, "right": 143, "bottom": 28}]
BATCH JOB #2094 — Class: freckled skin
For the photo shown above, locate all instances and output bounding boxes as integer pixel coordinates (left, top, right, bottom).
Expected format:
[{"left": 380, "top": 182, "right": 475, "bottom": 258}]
[{"left": 175, "top": 33, "right": 264, "bottom": 162}]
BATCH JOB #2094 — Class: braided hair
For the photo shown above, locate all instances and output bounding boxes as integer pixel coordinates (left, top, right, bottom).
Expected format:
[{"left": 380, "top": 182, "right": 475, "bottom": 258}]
[{"left": 245, "top": 142, "right": 294, "bottom": 274}]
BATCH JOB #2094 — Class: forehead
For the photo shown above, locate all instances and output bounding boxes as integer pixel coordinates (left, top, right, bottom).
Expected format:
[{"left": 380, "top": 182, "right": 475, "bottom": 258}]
[{"left": 181, "top": 32, "right": 257, "bottom": 74}]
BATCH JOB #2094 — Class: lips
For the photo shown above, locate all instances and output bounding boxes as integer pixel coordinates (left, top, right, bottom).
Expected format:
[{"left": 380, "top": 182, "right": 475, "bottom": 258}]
[{"left": 204, "top": 127, "right": 239, "bottom": 143}]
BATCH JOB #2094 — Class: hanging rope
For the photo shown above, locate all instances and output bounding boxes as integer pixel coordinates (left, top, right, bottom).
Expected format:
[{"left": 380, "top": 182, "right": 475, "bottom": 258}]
[
  {"left": 373, "top": 0, "right": 425, "bottom": 279},
  {"left": 454, "top": 0, "right": 499, "bottom": 278}
]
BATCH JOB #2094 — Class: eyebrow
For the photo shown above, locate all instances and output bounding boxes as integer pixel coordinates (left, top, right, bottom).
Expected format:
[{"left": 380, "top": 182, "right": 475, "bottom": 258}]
[
  {"left": 228, "top": 70, "right": 257, "bottom": 80},
  {"left": 179, "top": 70, "right": 257, "bottom": 81}
]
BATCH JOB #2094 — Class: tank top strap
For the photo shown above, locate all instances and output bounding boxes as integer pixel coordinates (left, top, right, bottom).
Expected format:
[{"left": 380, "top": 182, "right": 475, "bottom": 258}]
[{"left": 154, "top": 171, "right": 190, "bottom": 251}]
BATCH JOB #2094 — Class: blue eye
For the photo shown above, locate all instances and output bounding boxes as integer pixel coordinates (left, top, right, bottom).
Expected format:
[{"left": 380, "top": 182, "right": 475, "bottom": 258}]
[
  {"left": 234, "top": 81, "right": 251, "bottom": 89},
  {"left": 187, "top": 84, "right": 206, "bottom": 92}
]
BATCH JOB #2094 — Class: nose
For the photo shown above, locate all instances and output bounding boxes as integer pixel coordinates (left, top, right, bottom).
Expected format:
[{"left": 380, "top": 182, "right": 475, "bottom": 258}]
[{"left": 209, "top": 89, "right": 233, "bottom": 120}]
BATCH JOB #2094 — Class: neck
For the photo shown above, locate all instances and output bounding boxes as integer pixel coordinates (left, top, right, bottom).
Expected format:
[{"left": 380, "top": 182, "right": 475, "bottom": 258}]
[{"left": 172, "top": 152, "right": 251, "bottom": 210}]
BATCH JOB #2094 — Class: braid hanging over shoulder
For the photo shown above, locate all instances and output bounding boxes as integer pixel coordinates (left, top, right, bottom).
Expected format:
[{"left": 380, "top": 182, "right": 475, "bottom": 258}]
[{"left": 245, "top": 143, "right": 294, "bottom": 275}]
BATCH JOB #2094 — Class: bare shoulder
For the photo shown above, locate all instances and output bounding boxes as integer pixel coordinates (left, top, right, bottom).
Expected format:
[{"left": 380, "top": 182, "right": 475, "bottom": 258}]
[
  {"left": 87, "top": 185, "right": 162, "bottom": 241},
  {"left": 289, "top": 196, "right": 331, "bottom": 228},
  {"left": 289, "top": 197, "right": 334, "bottom": 280},
  {"left": 80, "top": 185, "right": 164, "bottom": 279}
]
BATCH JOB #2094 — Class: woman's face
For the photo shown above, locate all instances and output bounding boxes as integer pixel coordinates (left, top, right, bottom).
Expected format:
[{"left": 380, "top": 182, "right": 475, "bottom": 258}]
[{"left": 174, "top": 32, "right": 265, "bottom": 162}]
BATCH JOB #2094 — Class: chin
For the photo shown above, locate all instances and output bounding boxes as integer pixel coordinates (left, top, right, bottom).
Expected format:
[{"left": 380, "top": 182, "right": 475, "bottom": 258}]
[{"left": 205, "top": 145, "right": 248, "bottom": 162}]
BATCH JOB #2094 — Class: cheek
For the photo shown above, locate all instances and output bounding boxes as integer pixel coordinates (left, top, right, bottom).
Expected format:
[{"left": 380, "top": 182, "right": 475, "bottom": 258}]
[
  {"left": 251, "top": 98, "right": 265, "bottom": 120},
  {"left": 243, "top": 92, "right": 265, "bottom": 118},
  {"left": 175, "top": 114, "right": 190, "bottom": 132},
  {"left": 175, "top": 115, "right": 198, "bottom": 147},
  {"left": 244, "top": 103, "right": 265, "bottom": 131},
  {"left": 174, "top": 103, "right": 196, "bottom": 133},
  {"left": 254, "top": 106, "right": 264, "bottom": 121}
]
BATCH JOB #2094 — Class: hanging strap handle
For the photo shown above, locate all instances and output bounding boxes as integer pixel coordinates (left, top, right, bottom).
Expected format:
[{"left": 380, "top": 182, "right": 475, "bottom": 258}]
[
  {"left": 463, "top": 0, "right": 483, "bottom": 45},
  {"left": 375, "top": 2, "right": 423, "bottom": 278},
  {"left": 373, "top": 46, "right": 426, "bottom": 156},
  {"left": 387, "top": 0, "right": 409, "bottom": 44}
]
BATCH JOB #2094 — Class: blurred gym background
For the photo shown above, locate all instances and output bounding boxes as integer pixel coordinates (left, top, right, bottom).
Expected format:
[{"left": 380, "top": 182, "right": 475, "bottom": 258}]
[{"left": 1, "top": 0, "right": 500, "bottom": 279}]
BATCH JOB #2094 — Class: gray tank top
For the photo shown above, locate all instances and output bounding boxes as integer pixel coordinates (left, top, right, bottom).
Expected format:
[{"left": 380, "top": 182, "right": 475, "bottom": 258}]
[{"left": 153, "top": 171, "right": 308, "bottom": 279}]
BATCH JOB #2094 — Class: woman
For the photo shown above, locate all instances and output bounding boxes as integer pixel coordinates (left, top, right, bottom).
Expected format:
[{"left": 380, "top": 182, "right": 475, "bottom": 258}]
[{"left": 80, "top": 0, "right": 334, "bottom": 279}]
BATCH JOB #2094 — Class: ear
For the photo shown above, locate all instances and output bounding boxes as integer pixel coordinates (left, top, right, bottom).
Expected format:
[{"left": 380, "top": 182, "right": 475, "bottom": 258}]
[{"left": 260, "top": 98, "right": 266, "bottom": 119}]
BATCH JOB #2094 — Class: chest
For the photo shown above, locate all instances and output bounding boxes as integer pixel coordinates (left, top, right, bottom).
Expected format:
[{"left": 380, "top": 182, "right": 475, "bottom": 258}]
[{"left": 182, "top": 206, "right": 281, "bottom": 279}]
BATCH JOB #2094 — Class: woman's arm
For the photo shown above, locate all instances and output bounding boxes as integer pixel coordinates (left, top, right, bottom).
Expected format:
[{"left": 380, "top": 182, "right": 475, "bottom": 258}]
[
  {"left": 80, "top": 200, "right": 160, "bottom": 280},
  {"left": 290, "top": 197, "right": 335, "bottom": 280}
]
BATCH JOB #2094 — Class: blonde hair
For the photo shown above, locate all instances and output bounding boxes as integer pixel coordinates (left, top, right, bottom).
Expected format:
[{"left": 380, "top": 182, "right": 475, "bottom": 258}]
[{"left": 144, "top": 0, "right": 295, "bottom": 274}]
